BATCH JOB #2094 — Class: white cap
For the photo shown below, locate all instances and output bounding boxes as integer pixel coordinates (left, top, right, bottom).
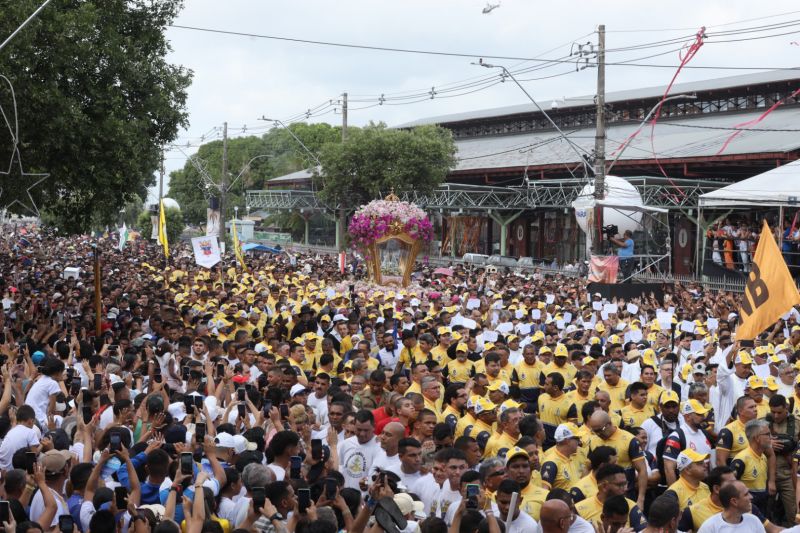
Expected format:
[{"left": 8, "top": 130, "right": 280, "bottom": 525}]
[
  {"left": 214, "top": 432, "right": 237, "bottom": 450},
  {"left": 167, "top": 402, "right": 186, "bottom": 422},
  {"left": 290, "top": 383, "right": 309, "bottom": 397},
  {"left": 554, "top": 424, "right": 578, "bottom": 443},
  {"left": 333, "top": 314, "right": 347, "bottom": 323}
]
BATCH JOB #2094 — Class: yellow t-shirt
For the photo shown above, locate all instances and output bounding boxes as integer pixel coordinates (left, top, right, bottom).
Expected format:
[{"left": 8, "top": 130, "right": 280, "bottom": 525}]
[
  {"left": 666, "top": 477, "right": 711, "bottom": 510},
  {"left": 540, "top": 447, "right": 582, "bottom": 490},
  {"left": 731, "top": 446, "right": 767, "bottom": 492}
]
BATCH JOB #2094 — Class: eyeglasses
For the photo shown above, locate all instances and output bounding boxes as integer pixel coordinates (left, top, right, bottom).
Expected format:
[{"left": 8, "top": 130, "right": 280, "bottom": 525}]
[
  {"left": 592, "top": 424, "right": 608, "bottom": 435},
  {"left": 756, "top": 431, "right": 772, "bottom": 437},
  {"left": 488, "top": 470, "right": 505, "bottom": 477}
]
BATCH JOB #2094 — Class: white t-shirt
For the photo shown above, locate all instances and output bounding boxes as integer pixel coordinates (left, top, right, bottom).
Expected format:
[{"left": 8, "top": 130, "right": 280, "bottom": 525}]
[
  {"left": 411, "top": 473, "right": 441, "bottom": 516},
  {"left": 681, "top": 423, "right": 713, "bottom": 456},
  {"left": 502, "top": 509, "right": 538, "bottom": 533},
  {"left": 370, "top": 450, "right": 402, "bottom": 479},
  {"left": 0, "top": 424, "right": 41, "bottom": 470},
  {"left": 30, "top": 486, "right": 68, "bottom": 527},
  {"left": 641, "top": 416, "right": 677, "bottom": 456},
  {"left": 437, "top": 481, "right": 462, "bottom": 524},
  {"left": 697, "top": 512, "right": 765, "bottom": 533},
  {"left": 25, "top": 375, "right": 62, "bottom": 425},
  {"left": 398, "top": 469, "right": 424, "bottom": 493},
  {"left": 338, "top": 435, "right": 381, "bottom": 490},
  {"left": 307, "top": 393, "right": 328, "bottom": 426},
  {"left": 266, "top": 462, "right": 286, "bottom": 481}
]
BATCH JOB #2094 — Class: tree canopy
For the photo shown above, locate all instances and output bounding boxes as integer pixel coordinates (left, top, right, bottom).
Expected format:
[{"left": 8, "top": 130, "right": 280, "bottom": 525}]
[
  {"left": 0, "top": 0, "right": 191, "bottom": 232},
  {"left": 314, "top": 123, "right": 456, "bottom": 209},
  {"left": 167, "top": 123, "right": 341, "bottom": 225}
]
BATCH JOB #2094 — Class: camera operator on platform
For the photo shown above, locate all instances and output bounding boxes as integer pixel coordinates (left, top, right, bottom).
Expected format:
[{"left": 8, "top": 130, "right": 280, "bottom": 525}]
[{"left": 609, "top": 229, "right": 635, "bottom": 281}]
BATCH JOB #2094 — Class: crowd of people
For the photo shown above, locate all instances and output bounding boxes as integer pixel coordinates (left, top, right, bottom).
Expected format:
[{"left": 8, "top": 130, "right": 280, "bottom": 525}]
[
  {"left": 707, "top": 217, "right": 800, "bottom": 275},
  {"left": 1, "top": 225, "right": 800, "bottom": 533}
]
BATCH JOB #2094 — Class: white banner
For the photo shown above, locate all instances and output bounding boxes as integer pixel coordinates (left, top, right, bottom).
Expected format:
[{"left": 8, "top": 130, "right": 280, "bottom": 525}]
[{"left": 191, "top": 236, "right": 221, "bottom": 269}]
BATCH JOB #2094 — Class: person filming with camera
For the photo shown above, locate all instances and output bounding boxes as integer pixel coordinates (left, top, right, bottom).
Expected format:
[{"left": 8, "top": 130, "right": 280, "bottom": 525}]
[{"left": 608, "top": 228, "right": 635, "bottom": 281}]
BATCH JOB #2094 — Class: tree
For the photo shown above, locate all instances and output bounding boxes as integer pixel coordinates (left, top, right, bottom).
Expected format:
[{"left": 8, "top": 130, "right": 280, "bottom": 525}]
[
  {"left": 136, "top": 206, "right": 183, "bottom": 245},
  {"left": 314, "top": 123, "right": 456, "bottom": 208},
  {"left": 168, "top": 123, "right": 341, "bottom": 225},
  {"left": 0, "top": 0, "right": 191, "bottom": 232}
]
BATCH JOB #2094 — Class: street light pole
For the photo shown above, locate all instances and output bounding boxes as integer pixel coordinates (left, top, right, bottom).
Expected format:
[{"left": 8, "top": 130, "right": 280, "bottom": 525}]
[{"left": 473, "top": 60, "right": 593, "bottom": 177}]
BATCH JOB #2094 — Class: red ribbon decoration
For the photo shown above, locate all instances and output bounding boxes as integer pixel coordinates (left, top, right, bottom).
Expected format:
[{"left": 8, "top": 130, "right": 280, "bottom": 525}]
[{"left": 715, "top": 87, "right": 800, "bottom": 156}]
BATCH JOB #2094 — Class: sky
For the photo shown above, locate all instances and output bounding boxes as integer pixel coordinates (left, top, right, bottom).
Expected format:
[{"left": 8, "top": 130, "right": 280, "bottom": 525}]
[{"left": 151, "top": 0, "right": 800, "bottom": 203}]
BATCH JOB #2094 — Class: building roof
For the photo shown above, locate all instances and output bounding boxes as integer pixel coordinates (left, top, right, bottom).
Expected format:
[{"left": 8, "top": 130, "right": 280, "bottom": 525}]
[
  {"left": 395, "top": 69, "right": 800, "bottom": 128},
  {"left": 452, "top": 106, "right": 800, "bottom": 173},
  {"left": 268, "top": 167, "right": 317, "bottom": 183}
]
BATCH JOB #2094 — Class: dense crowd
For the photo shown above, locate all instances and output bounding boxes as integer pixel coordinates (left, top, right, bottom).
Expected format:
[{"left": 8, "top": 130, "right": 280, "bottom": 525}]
[{"left": 1, "top": 225, "right": 800, "bottom": 533}]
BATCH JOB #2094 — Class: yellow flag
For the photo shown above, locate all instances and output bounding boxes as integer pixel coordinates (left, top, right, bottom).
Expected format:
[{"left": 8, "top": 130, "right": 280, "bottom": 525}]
[
  {"left": 736, "top": 220, "right": 800, "bottom": 340},
  {"left": 158, "top": 199, "right": 169, "bottom": 258},
  {"left": 232, "top": 219, "right": 246, "bottom": 269}
]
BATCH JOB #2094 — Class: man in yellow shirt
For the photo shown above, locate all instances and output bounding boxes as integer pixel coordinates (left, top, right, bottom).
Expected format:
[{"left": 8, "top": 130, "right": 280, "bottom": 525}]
[
  {"left": 716, "top": 396, "right": 758, "bottom": 466},
  {"left": 597, "top": 363, "right": 629, "bottom": 414},
  {"left": 512, "top": 344, "right": 543, "bottom": 412},
  {"left": 676, "top": 465, "right": 736, "bottom": 532},
  {"left": 566, "top": 370, "right": 595, "bottom": 423},
  {"left": 504, "top": 446, "right": 549, "bottom": 520},
  {"left": 484, "top": 406, "right": 522, "bottom": 459},
  {"left": 587, "top": 411, "right": 648, "bottom": 510},
  {"left": 463, "top": 397, "right": 497, "bottom": 453},
  {"left": 421, "top": 376, "right": 443, "bottom": 421},
  {"left": 619, "top": 382, "right": 654, "bottom": 430},
  {"left": 538, "top": 372, "right": 578, "bottom": 448},
  {"left": 744, "top": 376, "right": 770, "bottom": 419},
  {"left": 540, "top": 424, "right": 583, "bottom": 490},
  {"left": 730, "top": 419, "right": 775, "bottom": 515},
  {"left": 574, "top": 463, "right": 646, "bottom": 530},
  {"left": 570, "top": 444, "right": 618, "bottom": 503},
  {"left": 664, "top": 449, "right": 711, "bottom": 511},
  {"left": 541, "top": 344, "right": 577, "bottom": 383}
]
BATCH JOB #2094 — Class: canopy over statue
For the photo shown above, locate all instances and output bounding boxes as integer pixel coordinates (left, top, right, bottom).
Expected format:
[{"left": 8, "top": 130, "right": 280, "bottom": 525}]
[{"left": 348, "top": 191, "right": 433, "bottom": 287}]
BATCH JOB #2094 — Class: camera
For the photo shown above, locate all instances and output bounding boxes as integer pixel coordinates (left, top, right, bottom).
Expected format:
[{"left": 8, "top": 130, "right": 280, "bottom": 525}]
[{"left": 603, "top": 224, "right": 619, "bottom": 239}]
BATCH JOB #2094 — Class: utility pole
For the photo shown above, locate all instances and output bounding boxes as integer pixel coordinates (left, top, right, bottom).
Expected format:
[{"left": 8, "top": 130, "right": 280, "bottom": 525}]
[
  {"left": 220, "top": 121, "right": 229, "bottom": 245},
  {"left": 158, "top": 149, "right": 165, "bottom": 202},
  {"left": 593, "top": 24, "right": 606, "bottom": 254},
  {"left": 341, "top": 92, "right": 348, "bottom": 141},
  {"left": 336, "top": 93, "right": 348, "bottom": 251}
]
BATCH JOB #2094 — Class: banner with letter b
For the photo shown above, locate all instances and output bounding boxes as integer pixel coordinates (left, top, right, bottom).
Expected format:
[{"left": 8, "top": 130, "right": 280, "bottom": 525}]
[{"left": 736, "top": 220, "right": 800, "bottom": 340}]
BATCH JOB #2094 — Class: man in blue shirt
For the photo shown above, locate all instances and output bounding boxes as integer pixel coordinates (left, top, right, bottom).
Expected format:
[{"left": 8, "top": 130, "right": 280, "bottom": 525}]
[{"left": 610, "top": 230, "right": 635, "bottom": 282}]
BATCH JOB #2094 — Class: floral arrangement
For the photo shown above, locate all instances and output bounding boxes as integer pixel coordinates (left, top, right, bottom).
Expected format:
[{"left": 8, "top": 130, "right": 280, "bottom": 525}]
[{"left": 348, "top": 198, "right": 434, "bottom": 248}]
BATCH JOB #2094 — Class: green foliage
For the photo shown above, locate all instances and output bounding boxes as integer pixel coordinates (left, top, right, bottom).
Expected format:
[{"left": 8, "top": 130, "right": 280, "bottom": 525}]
[
  {"left": 167, "top": 123, "right": 341, "bottom": 225},
  {"left": 135, "top": 206, "right": 183, "bottom": 244},
  {"left": 0, "top": 0, "right": 191, "bottom": 232},
  {"left": 314, "top": 123, "right": 456, "bottom": 208}
]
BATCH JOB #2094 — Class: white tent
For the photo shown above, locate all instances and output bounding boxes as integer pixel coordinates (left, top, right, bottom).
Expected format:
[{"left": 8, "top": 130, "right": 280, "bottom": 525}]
[{"left": 699, "top": 159, "right": 800, "bottom": 207}]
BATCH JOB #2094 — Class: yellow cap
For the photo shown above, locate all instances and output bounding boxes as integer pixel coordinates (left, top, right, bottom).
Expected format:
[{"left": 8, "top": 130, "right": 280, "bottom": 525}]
[
  {"left": 681, "top": 399, "right": 710, "bottom": 415},
  {"left": 765, "top": 376, "right": 779, "bottom": 392},
  {"left": 554, "top": 344, "right": 568, "bottom": 358},
  {"left": 456, "top": 343, "right": 468, "bottom": 353},
  {"left": 746, "top": 375, "right": 766, "bottom": 389},
  {"left": 438, "top": 326, "right": 452, "bottom": 335},
  {"left": 505, "top": 446, "right": 529, "bottom": 465},
  {"left": 538, "top": 346, "right": 552, "bottom": 355},
  {"left": 659, "top": 391, "right": 680, "bottom": 405},
  {"left": 735, "top": 351, "right": 753, "bottom": 365},
  {"left": 474, "top": 397, "right": 497, "bottom": 414},
  {"left": 487, "top": 381, "right": 510, "bottom": 394}
]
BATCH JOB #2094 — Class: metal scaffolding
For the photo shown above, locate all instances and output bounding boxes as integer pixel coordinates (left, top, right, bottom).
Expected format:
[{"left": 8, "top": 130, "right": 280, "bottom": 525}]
[{"left": 247, "top": 176, "right": 724, "bottom": 213}]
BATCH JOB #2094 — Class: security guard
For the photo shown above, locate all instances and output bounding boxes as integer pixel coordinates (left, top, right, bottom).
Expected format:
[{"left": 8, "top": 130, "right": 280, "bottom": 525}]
[
  {"left": 730, "top": 419, "right": 773, "bottom": 515},
  {"left": 663, "top": 449, "right": 711, "bottom": 511},
  {"left": 716, "top": 396, "right": 758, "bottom": 466},
  {"left": 538, "top": 372, "right": 578, "bottom": 449},
  {"left": 540, "top": 424, "right": 583, "bottom": 490}
]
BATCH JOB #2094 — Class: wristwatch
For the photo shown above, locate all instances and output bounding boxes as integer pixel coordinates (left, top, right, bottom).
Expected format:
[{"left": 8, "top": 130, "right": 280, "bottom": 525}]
[{"left": 269, "top": 513, "right": 283, "bottom": 522}]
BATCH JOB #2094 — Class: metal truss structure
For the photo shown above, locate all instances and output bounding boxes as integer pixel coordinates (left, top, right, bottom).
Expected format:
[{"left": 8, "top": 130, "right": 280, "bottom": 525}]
[{"left": 246, "top": 176, "right": 724, "bottom": 213}]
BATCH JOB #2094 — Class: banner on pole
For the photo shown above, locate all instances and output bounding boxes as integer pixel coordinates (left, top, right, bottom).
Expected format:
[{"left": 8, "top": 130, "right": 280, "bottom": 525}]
[
  {"left": 588, "top": 255, "right": 619, "bottom": 283},
  {"left": 736, "top": 220, "right": 800, "bottom": 340},
  {"left": 191, "top": 236, "right": 222, "bottom": 269}
]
